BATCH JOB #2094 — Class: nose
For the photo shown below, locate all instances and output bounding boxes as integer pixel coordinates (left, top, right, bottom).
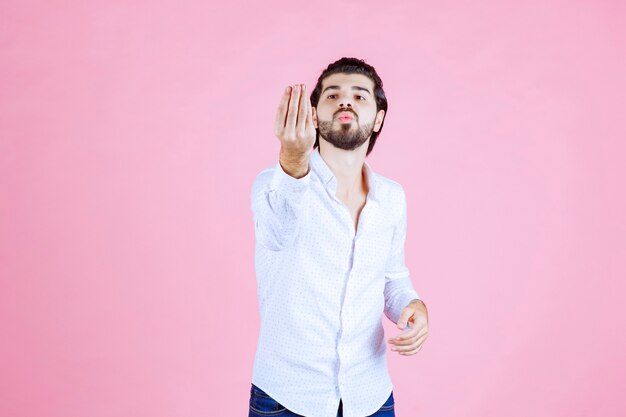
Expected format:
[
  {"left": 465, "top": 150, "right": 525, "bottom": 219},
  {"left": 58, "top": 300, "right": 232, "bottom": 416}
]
[{"left": 338, "top": 95, "right": 354, "bottom": 110}]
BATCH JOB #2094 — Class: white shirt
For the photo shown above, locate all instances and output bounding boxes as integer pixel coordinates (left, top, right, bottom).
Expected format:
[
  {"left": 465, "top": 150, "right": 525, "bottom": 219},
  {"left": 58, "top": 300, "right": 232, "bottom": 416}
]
[{"left": 250, "top": 147, "right": 421, "bottom": 417}]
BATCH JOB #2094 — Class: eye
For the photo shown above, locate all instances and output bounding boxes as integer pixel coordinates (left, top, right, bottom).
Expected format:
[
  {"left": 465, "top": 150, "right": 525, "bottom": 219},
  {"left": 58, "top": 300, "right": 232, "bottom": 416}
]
[{"left": 326, "top": 94, "right": 366, "bottom": 100}]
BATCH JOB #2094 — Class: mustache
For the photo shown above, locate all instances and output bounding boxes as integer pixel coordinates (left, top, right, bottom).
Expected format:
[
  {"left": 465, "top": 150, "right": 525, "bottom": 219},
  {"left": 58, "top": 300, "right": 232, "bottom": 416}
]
[{"left": 335, "top": 110, "right": 357, "bottom": 117}]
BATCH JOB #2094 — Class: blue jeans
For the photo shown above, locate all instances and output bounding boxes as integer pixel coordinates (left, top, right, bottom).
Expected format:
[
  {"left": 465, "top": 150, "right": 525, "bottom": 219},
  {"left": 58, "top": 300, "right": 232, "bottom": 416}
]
[{"left": 248, "top": 383, "right": 395, "bottom": 417}]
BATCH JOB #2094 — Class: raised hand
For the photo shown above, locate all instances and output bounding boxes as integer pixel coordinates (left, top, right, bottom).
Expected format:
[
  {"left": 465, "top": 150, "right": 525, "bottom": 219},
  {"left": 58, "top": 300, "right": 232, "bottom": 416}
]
[{"left": 274, "top": 84, "right": 315, "bottom": 178}]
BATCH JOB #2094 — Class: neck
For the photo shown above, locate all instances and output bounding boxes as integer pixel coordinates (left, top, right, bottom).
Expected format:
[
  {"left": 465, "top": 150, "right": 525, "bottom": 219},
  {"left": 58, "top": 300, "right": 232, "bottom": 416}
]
[{"left": 318, "top": 140, "right": 368, "bottom": 199}]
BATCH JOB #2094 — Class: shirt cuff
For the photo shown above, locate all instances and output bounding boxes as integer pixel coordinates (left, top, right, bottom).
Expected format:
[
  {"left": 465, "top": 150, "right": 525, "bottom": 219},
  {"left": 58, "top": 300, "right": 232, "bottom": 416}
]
[
  {"left": 396, "top": 289, "right": 421, "bottom": 311},
  {"left": 269, "top": 160, "right": 312, "bottom": 195}
]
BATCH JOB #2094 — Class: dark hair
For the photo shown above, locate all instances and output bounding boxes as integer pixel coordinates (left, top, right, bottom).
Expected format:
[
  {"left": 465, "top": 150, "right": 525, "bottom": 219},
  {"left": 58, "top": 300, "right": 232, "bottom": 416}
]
[{"left": 310, "top": 57, "right": 388, "bottom": 156}]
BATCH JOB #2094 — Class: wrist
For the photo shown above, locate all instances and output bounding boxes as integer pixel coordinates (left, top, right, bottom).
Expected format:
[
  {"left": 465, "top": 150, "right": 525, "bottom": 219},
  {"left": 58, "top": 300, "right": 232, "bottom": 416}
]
[{"left": 279, "top": 150, "right": 310, "bottom": 178}]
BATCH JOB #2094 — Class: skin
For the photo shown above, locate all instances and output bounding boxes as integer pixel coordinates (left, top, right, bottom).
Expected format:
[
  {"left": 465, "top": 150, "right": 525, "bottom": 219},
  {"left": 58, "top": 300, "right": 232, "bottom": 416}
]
[
  {"left": 273, "top": 74, "right": 429, "bottom": 356},
  {"left": 313, "top": 73, "right": 381, "bottom": 213},
  {"left": 388, "top": 299, "right": 429, "bottom": 355}
]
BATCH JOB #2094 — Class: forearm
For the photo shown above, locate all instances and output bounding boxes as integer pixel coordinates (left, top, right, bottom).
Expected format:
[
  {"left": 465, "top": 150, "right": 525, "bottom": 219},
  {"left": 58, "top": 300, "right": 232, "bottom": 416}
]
[
  {"left": 384, "top": 276, "right": 420, "bottom": 324},
  {"left": 279, "top": 148, "right": 310, "bottom": 179},
  {"left": 251, "top": 155, "right": 312, "bottom": 251}
]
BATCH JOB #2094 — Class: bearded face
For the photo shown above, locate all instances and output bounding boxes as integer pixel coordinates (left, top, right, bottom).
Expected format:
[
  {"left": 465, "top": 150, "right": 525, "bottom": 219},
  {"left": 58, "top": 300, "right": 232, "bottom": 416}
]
[
  {"left": 317, "top": 109, "right": 376, "bottom": 151},
  {"left": 313, "top": 73, "right": 382, "bottom": 153}
]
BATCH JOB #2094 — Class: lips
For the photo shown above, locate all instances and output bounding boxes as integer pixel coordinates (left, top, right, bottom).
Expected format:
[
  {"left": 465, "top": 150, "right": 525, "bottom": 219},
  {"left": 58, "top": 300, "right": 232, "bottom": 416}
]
[{"left": 337, "top": 112, "right": 354, "bottom": 121}]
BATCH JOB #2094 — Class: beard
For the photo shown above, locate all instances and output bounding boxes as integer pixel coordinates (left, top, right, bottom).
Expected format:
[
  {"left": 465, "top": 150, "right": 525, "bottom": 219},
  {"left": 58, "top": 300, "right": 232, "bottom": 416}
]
[{"left": 317, "top": 115, "right": 375, "bottom": 151}]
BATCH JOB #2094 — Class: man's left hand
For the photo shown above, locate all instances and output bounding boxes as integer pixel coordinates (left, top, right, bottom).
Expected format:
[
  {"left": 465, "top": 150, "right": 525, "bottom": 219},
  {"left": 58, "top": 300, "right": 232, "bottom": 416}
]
[{"left": 387, "top": 299, "right": 429, "bottom": 356}]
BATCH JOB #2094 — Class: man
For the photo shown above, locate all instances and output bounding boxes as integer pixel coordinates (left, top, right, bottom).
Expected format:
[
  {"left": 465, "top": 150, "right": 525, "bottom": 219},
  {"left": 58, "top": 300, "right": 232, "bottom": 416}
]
[{"left": 249, "top": 57, "right": 429, "bottom": 417}]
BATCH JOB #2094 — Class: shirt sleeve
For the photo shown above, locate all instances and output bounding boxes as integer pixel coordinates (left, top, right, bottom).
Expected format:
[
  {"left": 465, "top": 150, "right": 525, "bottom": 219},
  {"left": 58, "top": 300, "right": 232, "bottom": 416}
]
[
  {"left": 250, "top": 159, "right": 312, "bottom": 251},
  {"left": 383, "top": 185, "right": 421, "bottom": 326}
]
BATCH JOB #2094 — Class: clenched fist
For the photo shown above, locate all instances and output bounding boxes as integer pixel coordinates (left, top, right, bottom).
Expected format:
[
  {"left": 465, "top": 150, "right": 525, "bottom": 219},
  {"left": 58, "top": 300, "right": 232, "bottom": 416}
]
[{"left": 274, "top": 84, "right": 316, "bottom": 178}]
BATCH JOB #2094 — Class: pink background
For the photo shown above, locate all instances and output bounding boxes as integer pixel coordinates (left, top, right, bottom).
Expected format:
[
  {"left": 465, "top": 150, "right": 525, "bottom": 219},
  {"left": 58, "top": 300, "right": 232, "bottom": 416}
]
[{"left": 1, "top": 1, "right": 625, "bottom": 416}]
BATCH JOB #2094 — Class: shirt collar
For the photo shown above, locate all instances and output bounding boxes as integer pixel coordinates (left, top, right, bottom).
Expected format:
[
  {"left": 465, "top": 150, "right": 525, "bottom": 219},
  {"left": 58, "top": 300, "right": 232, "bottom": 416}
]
[{"left": 310, "top": 147, "right": 379, "bottom": 203}]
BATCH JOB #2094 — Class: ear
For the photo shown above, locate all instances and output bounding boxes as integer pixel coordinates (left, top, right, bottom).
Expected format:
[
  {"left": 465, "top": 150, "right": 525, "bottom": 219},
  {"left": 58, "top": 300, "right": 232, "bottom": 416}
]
[
  {"left": 312, "top": 106, "right": 318, "bottom": 128},
  {"left": 373, "top": 109, "right": 385, "bottom": 132}
]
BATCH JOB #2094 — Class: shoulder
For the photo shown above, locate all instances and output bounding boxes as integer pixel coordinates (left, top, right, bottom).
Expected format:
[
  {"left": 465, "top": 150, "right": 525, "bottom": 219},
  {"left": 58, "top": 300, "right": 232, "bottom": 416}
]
[{"left": 373, "top": 172, "right": 406, "bottom": 204}]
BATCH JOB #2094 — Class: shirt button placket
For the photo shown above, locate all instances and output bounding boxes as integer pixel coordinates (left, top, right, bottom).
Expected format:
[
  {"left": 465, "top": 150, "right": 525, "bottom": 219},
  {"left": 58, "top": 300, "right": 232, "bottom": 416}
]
[{"left": 338, "top": 230, "right": 358, "bottom": 397}]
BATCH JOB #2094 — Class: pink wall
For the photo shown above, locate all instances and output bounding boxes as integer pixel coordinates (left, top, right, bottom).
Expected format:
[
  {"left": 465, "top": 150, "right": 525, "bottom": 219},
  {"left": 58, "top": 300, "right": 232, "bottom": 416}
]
[{"left": 1, "top": 1, "right": 625, "bottom": 416}]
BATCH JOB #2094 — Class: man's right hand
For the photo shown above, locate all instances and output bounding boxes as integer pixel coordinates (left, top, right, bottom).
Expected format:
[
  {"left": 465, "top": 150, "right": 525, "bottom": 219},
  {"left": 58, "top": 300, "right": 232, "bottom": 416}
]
[{"left": 274, "top": 84, "right": 315, "bottom": 178}]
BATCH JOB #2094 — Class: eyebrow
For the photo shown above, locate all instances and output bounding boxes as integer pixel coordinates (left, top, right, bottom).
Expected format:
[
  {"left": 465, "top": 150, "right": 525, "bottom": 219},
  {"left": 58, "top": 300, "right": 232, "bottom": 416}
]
[{"left": 321, "top": 85, "right": 372, "bottom": 96}]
